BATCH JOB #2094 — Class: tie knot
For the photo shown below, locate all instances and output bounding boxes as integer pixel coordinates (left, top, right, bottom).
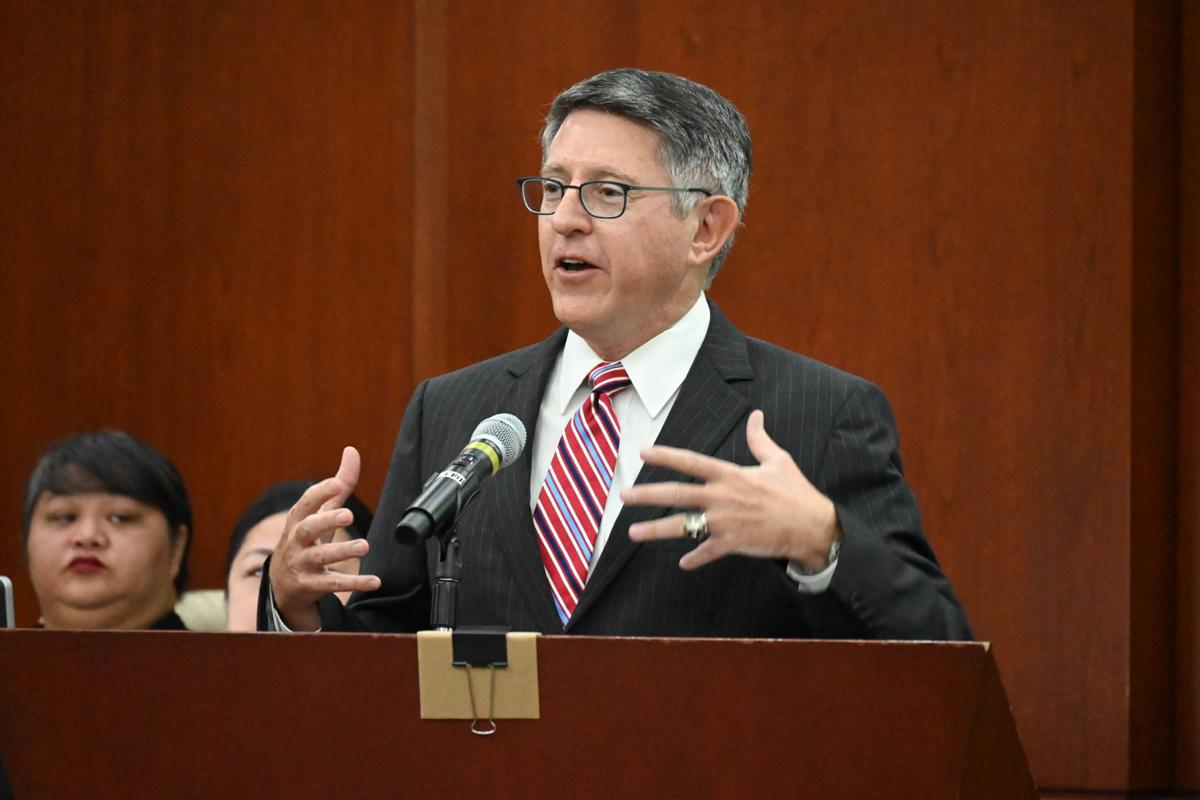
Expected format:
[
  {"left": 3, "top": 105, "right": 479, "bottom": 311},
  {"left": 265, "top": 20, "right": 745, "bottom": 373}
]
[{"left": 587, "top": 361, "right": 632, "bottom": 397}]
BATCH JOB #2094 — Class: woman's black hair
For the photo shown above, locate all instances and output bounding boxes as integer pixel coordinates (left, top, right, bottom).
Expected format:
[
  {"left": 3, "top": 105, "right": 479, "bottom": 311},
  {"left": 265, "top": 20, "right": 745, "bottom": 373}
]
[
  {"left": 22, "top": 430, "right": 193, "bottom": 593},
  {"left": 224, "top": 481, "right": 374, "bottom": 579}
]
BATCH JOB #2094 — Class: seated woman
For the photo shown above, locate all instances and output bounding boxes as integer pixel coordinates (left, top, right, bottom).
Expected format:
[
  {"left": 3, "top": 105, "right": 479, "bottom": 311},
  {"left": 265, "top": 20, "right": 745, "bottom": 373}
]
[
  {"left": 225, "top": 481, "right": 372, "bottom": 631},
  {"left": 23, "top": 430, "right": 192, "bottom": 630}
]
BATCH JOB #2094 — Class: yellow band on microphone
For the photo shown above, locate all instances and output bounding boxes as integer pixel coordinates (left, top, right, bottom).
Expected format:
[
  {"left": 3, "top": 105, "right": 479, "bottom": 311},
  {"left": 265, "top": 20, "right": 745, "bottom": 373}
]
[{"left": 469, "top": 440, "right": 501, "bottom": 474}]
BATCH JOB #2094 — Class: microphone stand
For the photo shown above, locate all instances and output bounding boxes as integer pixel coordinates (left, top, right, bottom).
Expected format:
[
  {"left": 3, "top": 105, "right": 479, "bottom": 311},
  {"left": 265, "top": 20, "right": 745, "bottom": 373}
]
[
  {"left": 431, "top": 533, "right": 462, "bottom": 631},
  {"left": 429, "top": 483, "right": 478, "bottom": 631}
]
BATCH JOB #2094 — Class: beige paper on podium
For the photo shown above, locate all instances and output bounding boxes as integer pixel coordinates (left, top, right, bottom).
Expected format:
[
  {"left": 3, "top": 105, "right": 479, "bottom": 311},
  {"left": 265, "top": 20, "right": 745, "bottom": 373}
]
[{"left": 416, "top": 630, "right": 540, "bottom": 719}]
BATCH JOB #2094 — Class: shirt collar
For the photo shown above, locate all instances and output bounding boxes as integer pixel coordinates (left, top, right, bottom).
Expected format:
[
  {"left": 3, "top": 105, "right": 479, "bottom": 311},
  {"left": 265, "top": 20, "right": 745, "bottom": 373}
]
[{"left": 552, "top": 294, "right": 711, "bottom": 418}]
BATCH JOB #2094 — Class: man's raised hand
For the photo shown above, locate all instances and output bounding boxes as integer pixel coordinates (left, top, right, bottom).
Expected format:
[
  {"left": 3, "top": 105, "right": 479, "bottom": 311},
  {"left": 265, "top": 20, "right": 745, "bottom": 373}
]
[{"left": 268, "top": 447, "right": 381, "bottom": 630}]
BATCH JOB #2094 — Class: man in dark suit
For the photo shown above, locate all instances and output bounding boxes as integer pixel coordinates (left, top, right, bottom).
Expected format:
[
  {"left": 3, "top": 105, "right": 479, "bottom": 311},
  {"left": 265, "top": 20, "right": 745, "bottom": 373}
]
[{"left": 263, "top": 68, "right": 971, "bottom": 641}]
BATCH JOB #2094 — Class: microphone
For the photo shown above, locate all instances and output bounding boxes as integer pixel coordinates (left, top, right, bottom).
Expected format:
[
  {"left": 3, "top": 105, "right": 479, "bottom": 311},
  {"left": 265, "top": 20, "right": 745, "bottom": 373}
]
[{"left": 395, "top": 413, "right": 527, "bottom": 545}]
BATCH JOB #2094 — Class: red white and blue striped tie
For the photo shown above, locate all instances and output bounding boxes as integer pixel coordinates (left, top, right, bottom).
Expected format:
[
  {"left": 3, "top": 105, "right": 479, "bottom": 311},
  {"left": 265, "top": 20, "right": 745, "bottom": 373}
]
[{"left": 535, "top": 361, "right": 632, "bottom": 625}]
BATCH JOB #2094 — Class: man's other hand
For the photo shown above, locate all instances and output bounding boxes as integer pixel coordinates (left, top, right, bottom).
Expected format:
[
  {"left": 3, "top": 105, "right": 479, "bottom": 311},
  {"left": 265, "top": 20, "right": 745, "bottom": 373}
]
[
  {"left": 268, "top": 447, "right": 382, "bottom": 630},
  {"left": 622, "top": 410, "right": 841, "bottom": 571}
]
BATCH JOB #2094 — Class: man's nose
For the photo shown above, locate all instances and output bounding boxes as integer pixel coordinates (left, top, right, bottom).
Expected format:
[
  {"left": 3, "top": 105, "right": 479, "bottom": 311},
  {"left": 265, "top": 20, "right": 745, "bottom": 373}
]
[{"left": 549, "top": 187, "right": 594, "bottom": 235}]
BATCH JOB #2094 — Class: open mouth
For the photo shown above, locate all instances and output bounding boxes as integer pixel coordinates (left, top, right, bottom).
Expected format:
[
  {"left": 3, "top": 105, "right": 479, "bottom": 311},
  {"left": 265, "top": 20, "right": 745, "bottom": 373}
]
[{"left": 557, "top": 257, "right": 596, "bottom": 273}]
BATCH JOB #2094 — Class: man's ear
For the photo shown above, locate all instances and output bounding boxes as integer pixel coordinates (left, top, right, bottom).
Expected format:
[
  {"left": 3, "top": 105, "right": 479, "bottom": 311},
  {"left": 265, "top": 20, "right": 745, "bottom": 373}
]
[{"left": 687, "top": 195, "right": 740, "bottom": 268}]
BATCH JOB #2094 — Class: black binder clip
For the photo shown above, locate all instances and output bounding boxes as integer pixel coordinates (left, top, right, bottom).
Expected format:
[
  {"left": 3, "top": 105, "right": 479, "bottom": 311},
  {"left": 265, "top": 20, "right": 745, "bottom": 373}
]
[{"left": 452, "top": 626, "right": 510, "bottom": 735}]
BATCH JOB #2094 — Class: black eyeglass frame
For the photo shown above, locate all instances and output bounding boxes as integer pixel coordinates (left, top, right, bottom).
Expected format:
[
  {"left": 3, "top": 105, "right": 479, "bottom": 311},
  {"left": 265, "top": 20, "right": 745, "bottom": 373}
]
[{"left": 516, "top": 176, "right": 714, "bottom": 220}]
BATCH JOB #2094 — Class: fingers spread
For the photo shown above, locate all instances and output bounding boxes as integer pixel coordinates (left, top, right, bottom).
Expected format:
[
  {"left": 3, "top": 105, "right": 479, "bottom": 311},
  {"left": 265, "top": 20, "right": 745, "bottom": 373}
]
[
  {"left": 269, "top": 448, "right": 371, "bottom": 617},
  {"left": 638, "top": 445, "right": 734, "bottom": 481},
  {"left": 628, "top": 513, "right": 691, "bottom": 542},
  {"left": 627, "top": 516, "right": 733, "bottom": 570},
  {"left": 678, "top": 540, "right": 728, "bottom": 571},
  {"left": 624, "top": 417, "right": 832, "bottom": 573},
  {"left": 337, "top": 445, "right": 361, "bottom": 486},
  {"left": 745, "top": 409, "right": 787, "bottom": 465},
  {"left": 300, "top": 537, "right": 368, "bottom": 569},
  {"left": 306, "top": 571, "right": 381, "bottom": 596},
  {"left": 292, "top": 507, "right": 355, "bottom": 547},
  {"left": 290, "top": 477, "right": 352, "bottom": 530},
  {"left": 320, "top": 446, "right": 361, "bottom": 512},
  {"left": 621, "top": 482, "right": 708, "bottom": 509}
]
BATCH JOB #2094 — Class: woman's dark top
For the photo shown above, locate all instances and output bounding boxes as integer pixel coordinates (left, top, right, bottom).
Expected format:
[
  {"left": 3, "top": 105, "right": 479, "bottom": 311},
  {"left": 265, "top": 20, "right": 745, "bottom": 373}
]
[{"left": 150, "top": 609, "right": 188, "bottom": 630}]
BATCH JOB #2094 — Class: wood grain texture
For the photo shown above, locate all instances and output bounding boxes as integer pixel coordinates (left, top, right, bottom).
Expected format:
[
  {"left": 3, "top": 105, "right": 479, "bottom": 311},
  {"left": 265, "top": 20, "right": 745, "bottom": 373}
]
[
  {"left": 1178, "top": 0, "right": 1199, "bottom": 789},
  {"left": 0, "top": 0, "right": 1190, "bottom": 793},
  {"left": 624, "top": 0, "right": 1140, "bottom": 788},
  {"left": 0, "top": 0, "right": 414, "bottom": 619},
  {"left": 436, "top": 0, "right": 643, "bottom": 373},
  {"left": 1131, "top": 0, "right": 1180, "bottom": 787},
  {"left": 0, "top": 631, "right": 1035, "bottom": 799},
  {"left": 411, "top": 0, "right": 449, "bottom": 381}
]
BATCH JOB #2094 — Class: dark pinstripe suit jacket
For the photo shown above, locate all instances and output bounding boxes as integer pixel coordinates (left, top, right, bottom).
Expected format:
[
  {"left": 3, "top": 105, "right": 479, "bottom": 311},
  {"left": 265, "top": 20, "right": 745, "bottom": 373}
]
[{"left": 314, "top": 302, "right": 971, "bottom": 640}]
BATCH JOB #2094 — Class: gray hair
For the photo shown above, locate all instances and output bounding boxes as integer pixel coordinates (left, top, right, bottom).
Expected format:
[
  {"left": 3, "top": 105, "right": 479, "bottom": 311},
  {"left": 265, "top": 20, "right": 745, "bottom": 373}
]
[{"left": 540, "top": 68, "right": 751, "bottom": 282}]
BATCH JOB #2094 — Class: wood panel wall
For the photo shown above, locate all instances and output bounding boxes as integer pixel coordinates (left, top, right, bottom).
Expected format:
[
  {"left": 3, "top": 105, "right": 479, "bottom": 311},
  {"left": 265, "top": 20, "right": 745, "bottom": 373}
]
[
  {"left": 0, "top": 1, "right": 1192, "bottom": 795},
  {"left": 1179, "top": 0, "right": 1198, "bottom": 788},
  {"left": 0, "top": 0, "right": 416, "bottom": 601}
]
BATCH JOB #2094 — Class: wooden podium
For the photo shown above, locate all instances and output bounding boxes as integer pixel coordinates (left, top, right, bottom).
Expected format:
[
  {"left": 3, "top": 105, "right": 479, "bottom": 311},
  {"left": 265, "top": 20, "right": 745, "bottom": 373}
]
[{"left": 0, "top": 631, "right": 1035, "bottom": 798}]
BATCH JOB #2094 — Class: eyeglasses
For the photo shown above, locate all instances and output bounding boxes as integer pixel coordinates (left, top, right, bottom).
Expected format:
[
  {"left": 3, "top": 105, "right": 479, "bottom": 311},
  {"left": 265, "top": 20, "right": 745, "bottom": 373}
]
[{"left": 516, "top": 176, "right": 713, "bottom": 220}]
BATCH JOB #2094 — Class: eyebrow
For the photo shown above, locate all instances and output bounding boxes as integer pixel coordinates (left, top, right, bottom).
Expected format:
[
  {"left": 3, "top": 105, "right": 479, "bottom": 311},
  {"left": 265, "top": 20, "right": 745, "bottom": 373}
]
[
  {"left": 36, "top": 496, "right": 74, "bottom": 509},
  {"left": 38, "top": 495, "right": 142, "bottom": 512},
  {"left": 238, "top": 547, "right": 276, "bottom": 562},
  {"left": 541, "top": 163, "right": 641, "bottom": 185}
]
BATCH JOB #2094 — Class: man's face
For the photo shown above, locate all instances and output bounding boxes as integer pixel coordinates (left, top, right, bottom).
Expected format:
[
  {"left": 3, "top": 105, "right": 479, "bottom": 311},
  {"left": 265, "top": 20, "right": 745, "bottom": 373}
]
[{"left": 539, "top": 109, "right": 707, "bottom": 359}]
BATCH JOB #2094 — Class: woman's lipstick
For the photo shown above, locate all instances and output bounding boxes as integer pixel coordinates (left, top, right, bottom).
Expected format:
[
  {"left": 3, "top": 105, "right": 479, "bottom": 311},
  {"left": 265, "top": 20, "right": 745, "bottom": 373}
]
[{"left": 68, "top": 556, "right": 105, "bottom": 574}]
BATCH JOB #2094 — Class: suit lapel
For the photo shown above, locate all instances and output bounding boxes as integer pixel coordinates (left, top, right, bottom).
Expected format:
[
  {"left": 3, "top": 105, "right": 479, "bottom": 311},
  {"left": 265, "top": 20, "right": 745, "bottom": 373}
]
[
  {"left": 567, "top": 303, "right": 754, "bottom": 629},
  {"left": 476, "top": 328, "right": 567, "bottom": 633}
]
